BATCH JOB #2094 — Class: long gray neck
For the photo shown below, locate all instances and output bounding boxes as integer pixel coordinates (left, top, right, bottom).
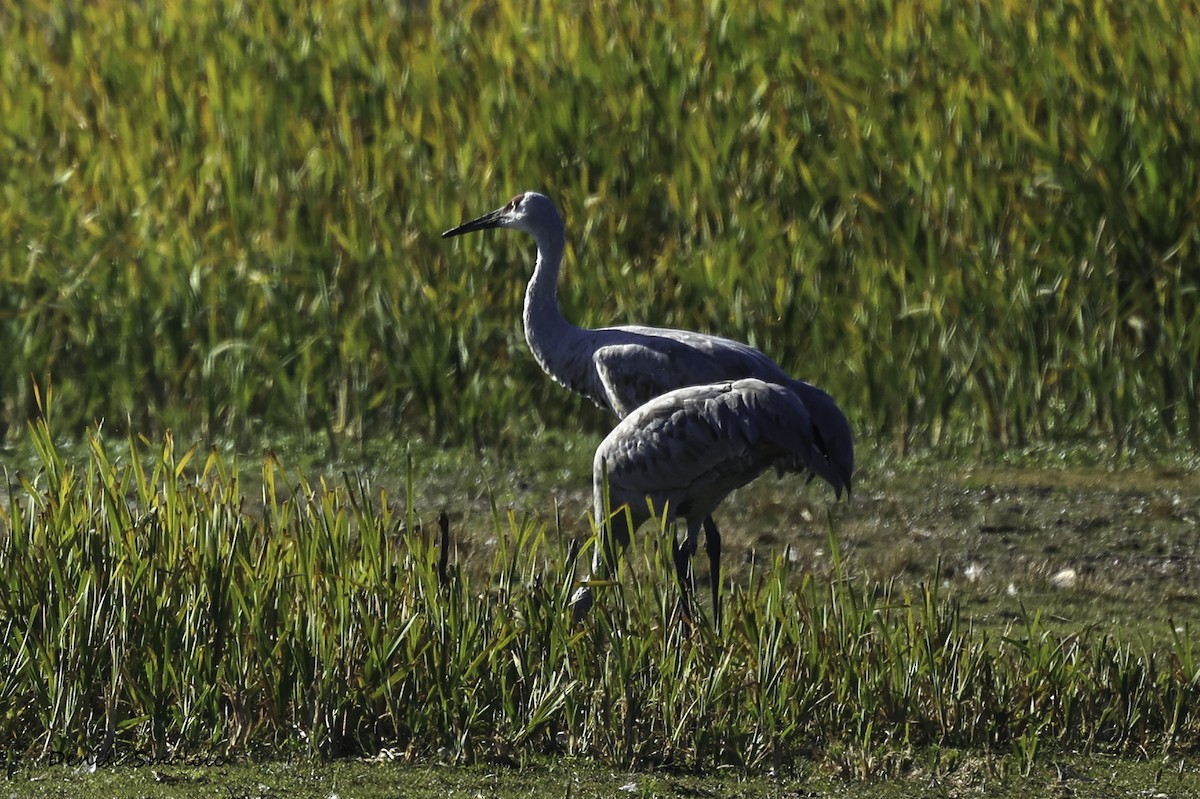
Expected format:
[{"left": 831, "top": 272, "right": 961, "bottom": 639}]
[{"left": 522, "top": 230, "right": 597, "bottom": 401}]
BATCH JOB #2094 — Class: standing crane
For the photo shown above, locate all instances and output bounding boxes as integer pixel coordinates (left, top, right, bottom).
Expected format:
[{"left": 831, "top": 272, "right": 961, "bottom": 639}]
[
  {"left": 442, "top": 191, "right": 854, "bottom": 615},
  {"left": 576, "top": 378, "right": 818, "bottom": 621}
]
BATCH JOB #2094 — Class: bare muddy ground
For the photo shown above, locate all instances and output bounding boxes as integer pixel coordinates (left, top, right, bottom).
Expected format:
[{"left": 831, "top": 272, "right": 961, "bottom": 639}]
[
  {"left": 415, "top": 453, "right": 1200, "bottom": 641},
  {"left": 806, "top": 465, "right": 1200, "bottom": 638}
]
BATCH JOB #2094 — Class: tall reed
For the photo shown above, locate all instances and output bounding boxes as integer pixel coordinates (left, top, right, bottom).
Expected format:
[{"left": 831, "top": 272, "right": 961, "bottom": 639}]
[{"left": 0, "top": 0, "right": 1196, "bottom": 452}]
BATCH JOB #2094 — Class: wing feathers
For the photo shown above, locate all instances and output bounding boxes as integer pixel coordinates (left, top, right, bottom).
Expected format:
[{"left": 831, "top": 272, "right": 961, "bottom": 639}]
[{"left": 595, "top": 379, "right": 816, "bottom": 520}]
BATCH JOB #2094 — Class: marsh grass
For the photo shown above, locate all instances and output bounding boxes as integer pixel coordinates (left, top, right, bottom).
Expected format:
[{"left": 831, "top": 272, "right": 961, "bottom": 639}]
[
  {"left": 1, "top": 415, "right": 1199, "bottom": 773},
  {"left": 0, "top": 0, "right": 1197, "bottom": 453}
]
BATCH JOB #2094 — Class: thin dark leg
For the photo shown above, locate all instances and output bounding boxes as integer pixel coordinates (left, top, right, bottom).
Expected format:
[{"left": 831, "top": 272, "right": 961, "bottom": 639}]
[{"left": 702, "top": 516, "right": 722, "bottom": 626}]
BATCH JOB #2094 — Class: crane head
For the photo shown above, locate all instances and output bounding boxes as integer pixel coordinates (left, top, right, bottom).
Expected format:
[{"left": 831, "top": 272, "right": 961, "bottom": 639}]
[{"left": 442, "top": 191, "right": 562, "bottom": 240}]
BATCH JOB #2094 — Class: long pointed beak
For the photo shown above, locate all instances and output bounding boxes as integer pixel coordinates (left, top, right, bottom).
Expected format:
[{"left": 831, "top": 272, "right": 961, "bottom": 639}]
[{"left": 441, "top": 206, "right": 507, "bottom": 238}]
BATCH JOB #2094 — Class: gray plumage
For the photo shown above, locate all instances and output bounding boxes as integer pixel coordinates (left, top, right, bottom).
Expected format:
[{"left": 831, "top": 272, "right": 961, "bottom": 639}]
[
  {"left": 441, "top": 190, "right": 853, "bottom": 496},
  {"left": 443, "top": 191, "right": 854, "bottom": 620},
  {"left": 597, "top": 379, "right": 815, "bottom": 511},
  {"left": 575, "top": 378, "right": 816, "bottom": 620}
]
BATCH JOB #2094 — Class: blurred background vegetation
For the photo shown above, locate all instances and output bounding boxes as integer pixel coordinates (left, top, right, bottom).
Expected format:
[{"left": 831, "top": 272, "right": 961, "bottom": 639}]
[{"left": 0, "top": 0, "right": 1196, "bottom": 457}]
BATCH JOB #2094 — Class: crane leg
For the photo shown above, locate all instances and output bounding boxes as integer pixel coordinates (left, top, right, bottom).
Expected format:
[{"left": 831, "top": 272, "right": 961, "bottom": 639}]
[{"left": 702, "top": 516, "right": 722, "bottom": 626}]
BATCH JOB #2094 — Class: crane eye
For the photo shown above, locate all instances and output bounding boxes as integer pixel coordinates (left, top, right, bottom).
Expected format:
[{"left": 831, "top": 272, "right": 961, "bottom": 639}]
[{"left": 508, "top": 194, "right": 524, "bottom": 210}]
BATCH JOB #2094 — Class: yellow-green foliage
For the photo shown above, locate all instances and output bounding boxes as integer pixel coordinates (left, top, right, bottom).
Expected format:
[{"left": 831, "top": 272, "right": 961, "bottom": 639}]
[{"left": 0, "top": 0, "right": 1196, "bottom": 450}]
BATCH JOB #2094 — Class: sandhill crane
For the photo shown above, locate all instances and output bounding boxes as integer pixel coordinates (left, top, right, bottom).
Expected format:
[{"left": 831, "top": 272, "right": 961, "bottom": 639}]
[
  {"left": 574, "top": 378, "right": 817, "bottom": 622},
  {"left": 442, "top": 192, "right": 854, "bottom": 612}
]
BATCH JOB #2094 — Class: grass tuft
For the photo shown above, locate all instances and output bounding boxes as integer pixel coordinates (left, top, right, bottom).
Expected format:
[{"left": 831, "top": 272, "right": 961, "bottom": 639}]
[{"left": 1, "top": 423, "right": 1198, "bottom": 771}]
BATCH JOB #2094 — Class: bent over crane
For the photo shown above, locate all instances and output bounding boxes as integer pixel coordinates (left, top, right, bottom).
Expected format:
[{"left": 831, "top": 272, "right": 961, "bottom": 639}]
[{"left": 576, "top": 378, "right": 819, "bottom": 621}]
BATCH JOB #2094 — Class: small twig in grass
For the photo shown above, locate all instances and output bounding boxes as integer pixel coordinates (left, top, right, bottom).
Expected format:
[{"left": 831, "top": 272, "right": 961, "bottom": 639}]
[{"left": 437, "top": 509, "right": 451, "bottom": 588}]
